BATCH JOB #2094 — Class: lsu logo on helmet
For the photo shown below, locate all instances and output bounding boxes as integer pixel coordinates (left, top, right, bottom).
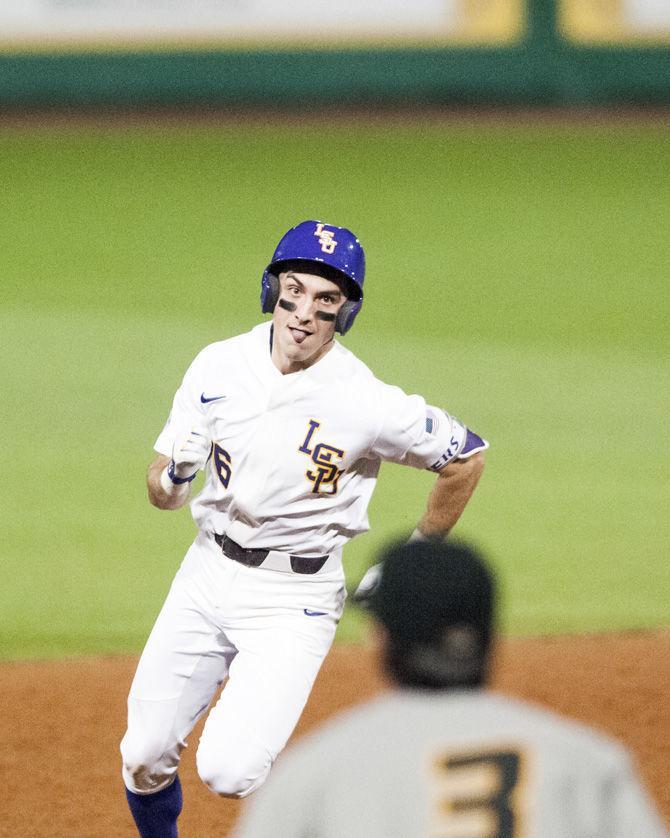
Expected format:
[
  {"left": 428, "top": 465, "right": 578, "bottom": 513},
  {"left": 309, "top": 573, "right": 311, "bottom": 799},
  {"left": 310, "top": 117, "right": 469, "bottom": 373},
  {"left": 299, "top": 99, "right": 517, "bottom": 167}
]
[{"left": 314, "top": 223, "right": 338, "bottom": 254}]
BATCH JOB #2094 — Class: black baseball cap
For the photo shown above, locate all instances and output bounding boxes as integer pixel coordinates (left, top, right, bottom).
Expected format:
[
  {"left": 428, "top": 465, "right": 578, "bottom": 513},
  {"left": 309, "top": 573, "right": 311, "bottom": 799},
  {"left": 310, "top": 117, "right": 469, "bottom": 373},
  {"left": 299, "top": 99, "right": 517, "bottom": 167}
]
[{"left": 369, "top": 539, "right": 496, "bottom": 689}]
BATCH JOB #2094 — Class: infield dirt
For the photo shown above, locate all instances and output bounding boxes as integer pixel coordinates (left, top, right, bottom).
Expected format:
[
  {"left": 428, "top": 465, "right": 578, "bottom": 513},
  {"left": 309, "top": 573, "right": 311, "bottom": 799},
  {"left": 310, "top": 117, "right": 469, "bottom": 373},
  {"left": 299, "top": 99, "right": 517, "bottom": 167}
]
[{"left": 2, "top": 631, "right": 669, "bottom": 837}]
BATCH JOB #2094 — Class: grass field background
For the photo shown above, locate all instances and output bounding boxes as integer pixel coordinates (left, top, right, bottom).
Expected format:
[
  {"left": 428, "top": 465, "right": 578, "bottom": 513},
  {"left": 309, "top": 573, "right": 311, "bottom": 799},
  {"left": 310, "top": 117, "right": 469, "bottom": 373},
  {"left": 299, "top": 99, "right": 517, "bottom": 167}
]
[{"left": 1, "top": 116, "right": 668, "bottom": 660}]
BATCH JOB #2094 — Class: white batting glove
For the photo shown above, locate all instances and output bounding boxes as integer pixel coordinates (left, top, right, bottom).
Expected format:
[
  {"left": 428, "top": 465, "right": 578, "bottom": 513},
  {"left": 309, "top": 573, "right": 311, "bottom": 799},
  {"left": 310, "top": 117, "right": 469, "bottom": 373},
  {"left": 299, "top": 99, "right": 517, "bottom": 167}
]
[
  {"left": 351, "top": 562, "right": 383, "bottom": 607},
  {"left": 164, "top": 424, "right": 211, "bottom": 486}
]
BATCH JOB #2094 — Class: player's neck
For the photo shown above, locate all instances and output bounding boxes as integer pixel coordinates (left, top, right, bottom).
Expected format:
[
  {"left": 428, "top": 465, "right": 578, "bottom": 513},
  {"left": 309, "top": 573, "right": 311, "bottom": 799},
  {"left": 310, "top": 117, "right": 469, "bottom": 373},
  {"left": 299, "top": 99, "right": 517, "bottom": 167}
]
[{"left": 271, "top": 339, "right": 335, "bottom": 375}]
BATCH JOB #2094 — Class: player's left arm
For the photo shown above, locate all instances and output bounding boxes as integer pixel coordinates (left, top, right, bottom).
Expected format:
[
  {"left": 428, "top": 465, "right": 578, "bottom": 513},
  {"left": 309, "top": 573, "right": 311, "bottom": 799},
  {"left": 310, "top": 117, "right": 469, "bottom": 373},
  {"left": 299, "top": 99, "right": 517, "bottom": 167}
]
[
  {"left": 353, "top": 450, "right": 485, "bottom": 604},
  {"left": 367, "top": 392, "right": 489, "bottom": 538},
  {"left": 417, "top": 450, "right": 485, "bottom": 539},
  {"left": 353, "top": 400, "right": 488, "bottom": 604}
]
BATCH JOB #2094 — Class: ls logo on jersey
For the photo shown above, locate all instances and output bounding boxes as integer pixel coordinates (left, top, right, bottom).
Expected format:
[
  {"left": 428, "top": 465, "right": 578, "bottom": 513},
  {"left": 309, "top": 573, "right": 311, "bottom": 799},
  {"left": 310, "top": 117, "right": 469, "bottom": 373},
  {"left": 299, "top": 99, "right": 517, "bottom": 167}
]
[
  {"left": 314, "top": 223, "right": 338, "bottom": 254},
  {"left": 298, "top": 419, "right": 344, "bottom": 495}
]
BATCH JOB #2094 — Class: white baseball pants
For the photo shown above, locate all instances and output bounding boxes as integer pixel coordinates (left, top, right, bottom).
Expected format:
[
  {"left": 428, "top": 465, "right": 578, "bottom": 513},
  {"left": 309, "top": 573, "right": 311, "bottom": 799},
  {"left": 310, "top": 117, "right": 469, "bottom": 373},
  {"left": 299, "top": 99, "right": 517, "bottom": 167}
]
[{"left": 120, "top": 532, "right": 345, "bottom": 798}]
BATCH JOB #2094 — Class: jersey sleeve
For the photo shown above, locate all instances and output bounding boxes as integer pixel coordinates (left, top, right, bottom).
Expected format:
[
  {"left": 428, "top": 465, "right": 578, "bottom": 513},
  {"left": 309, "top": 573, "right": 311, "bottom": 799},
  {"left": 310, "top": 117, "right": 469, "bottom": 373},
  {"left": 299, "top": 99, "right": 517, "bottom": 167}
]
[
  {"left": 369, "top": 384, "right": 489, "bottom": 472},
  {"left": 153, "top": 349, "right": 209, "bottom": 456}
]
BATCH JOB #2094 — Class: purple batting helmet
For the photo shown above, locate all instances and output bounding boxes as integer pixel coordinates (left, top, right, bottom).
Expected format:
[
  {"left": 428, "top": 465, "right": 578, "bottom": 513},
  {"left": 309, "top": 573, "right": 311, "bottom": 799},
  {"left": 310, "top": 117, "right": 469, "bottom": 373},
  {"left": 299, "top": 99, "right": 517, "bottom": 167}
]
[{"left": 261, "top": 220, "right": 365, "bottom": 335}]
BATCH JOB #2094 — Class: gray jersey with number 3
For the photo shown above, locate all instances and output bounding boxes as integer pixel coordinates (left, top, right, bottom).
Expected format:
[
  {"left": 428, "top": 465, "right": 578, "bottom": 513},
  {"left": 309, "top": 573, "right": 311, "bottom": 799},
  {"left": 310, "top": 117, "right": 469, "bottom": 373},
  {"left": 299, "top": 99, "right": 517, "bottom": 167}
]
[{"left": 233, "top": 691, "right": 667, "bottom": 838}]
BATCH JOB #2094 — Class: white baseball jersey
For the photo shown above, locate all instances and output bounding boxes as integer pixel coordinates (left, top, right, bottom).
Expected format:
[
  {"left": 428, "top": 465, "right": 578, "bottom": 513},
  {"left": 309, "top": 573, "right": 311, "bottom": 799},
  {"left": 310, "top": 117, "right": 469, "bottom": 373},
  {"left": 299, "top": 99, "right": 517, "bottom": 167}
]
[
  {"left": 156, "top": 321, "right": 487, "bottom": 557},
  {"left": 121, "top": 321, "right": 489, "bottom": 801},
  {"left": 233, "top": 690, "right": 667, "bottom": 838}
]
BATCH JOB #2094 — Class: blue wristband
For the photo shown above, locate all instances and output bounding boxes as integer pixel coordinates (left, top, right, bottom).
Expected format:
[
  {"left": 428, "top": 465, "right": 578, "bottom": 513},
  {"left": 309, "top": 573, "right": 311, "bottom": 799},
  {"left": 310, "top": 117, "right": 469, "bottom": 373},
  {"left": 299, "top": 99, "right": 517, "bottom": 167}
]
[{"left": 167, "top": 459, "right": 197, "bottom": 485}]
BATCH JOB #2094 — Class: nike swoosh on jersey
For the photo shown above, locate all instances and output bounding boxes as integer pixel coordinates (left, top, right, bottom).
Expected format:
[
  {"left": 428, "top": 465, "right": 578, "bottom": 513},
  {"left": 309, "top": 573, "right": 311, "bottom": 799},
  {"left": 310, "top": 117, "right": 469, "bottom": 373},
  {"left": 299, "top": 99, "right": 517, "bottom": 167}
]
[
  {"left": 200, "top": 393, "right": 227, "bottom": 403},
  {"left": 303, "top": 609, "right": 328, "bottom": 617}
]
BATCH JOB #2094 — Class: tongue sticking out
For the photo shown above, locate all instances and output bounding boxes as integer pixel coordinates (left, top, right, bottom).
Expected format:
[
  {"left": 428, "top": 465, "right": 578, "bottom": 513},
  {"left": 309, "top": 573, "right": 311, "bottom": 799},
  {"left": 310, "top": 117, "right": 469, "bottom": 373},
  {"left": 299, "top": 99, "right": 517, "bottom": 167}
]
[{"left": 290, "top": 328, "right": 309, "bottom": 345}]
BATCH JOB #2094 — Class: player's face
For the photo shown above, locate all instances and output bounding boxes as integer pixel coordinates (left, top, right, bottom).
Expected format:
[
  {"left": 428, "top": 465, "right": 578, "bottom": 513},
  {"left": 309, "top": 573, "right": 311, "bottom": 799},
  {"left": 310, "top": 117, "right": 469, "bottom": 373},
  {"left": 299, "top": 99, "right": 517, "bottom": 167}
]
[{"left": 272, "top": 271, "right": 347, "bottom": 374}]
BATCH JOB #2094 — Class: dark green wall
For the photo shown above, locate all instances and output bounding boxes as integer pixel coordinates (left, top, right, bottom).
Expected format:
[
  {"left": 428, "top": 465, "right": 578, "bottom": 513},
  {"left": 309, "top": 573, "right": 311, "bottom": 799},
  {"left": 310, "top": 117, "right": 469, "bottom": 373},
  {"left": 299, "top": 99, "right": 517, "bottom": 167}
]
[{"left": 1, "top": 0, "right": 668, "bottom": 108}]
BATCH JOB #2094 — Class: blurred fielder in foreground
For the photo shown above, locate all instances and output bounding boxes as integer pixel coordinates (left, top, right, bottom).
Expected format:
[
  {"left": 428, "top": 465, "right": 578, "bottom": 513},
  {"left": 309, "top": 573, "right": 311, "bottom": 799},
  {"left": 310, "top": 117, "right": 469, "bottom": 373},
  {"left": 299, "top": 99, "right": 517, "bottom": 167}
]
[{"left": 234, "top": 538, "right": 667, "bottom": 838}]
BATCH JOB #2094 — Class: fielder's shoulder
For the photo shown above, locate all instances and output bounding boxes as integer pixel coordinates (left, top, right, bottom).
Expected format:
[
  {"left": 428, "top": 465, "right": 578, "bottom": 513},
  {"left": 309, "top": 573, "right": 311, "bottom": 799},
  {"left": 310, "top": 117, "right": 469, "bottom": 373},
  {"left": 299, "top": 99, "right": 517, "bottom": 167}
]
[{"left": 487, "top": 692, "right": 632, "bottom": 765}]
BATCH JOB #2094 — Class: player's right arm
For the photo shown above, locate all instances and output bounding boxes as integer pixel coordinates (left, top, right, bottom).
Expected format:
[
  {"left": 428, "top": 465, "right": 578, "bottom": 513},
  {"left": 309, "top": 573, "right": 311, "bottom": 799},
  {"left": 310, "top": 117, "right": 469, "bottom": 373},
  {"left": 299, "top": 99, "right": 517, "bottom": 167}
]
[
  {"left": 147, "top": 419, "right": 213, "bottom": 511},
  {"left": 148, "top": 345, "right": 217, "bottom": 511},
  {"left": 147, "top": 454, "right": 190, "bottom": 510}
]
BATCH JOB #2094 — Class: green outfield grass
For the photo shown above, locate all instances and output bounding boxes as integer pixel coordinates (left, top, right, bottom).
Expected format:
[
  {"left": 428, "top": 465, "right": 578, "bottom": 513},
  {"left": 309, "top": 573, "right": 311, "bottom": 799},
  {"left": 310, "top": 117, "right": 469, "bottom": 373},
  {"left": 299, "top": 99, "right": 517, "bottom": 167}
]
[{"left": 1, "top": 117, "right": 668, "bottom": 660}]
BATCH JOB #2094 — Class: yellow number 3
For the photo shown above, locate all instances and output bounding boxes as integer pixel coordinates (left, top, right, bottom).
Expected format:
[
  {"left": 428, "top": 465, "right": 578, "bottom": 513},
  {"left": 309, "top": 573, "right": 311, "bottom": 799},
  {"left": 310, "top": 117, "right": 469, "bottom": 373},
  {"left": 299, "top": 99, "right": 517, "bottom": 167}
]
[{"left": 429, "top": 748, "right": 523, "bottom": 838}]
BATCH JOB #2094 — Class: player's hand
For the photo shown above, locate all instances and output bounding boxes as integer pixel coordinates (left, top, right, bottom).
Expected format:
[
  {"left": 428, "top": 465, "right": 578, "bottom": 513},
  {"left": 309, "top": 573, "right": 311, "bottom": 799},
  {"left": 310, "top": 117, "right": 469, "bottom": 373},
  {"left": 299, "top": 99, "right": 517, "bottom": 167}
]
[
  {"left": 351, "top": 562, "right": 382, "bottom": 609},
  {"left": 168, "top": 424, "right": 212, "bottom": 483}
]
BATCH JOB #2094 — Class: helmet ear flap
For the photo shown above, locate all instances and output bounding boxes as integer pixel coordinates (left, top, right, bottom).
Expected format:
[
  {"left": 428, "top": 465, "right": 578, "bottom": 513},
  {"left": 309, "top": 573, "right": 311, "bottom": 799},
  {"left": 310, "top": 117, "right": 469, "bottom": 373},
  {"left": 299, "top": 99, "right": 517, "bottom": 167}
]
[
  {"left": 336, "top": 299, "right": 362, "bottom": 335},
  {"left": 261, "top": 271, "right": 280, "bottom": 314}
]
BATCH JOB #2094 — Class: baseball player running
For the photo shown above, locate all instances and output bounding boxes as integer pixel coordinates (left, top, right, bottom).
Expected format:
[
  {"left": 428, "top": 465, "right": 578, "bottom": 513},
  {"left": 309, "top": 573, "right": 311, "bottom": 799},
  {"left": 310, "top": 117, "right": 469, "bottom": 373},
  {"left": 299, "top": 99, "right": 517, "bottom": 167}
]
[
  {"left": 120, "top": 220, "right": 488, "bottom": 837},
  {"left": 234, "top": 538, "right": 668, "bottom": 838}
]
